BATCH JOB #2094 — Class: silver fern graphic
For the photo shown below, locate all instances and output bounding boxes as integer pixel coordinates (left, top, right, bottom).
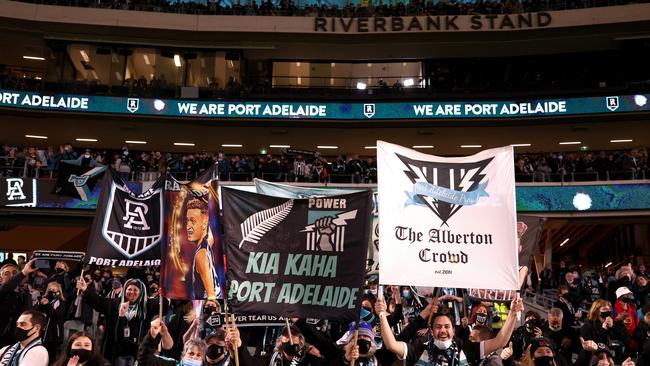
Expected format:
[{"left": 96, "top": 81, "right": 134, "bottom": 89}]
[{"left": 239, "top": 199, "right": 294, "bottom": 248}]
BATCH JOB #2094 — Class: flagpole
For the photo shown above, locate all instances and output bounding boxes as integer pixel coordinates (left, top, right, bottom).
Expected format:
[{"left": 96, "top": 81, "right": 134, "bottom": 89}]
[
  {"left": 230, "top": 314, "right": 240, "bottom": 366},
  {"left": 76, "top": 268, "right": 85, "bottom": 296},
  {"left": 285, "top": 318, "right": 293, "bottom": 345},
  {"left": 351, "top": 323, "right": 359, "bottom": 365}
]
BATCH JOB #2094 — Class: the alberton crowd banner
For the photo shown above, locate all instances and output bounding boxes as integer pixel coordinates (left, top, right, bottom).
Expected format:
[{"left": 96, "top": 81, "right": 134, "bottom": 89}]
[
  {"left": 222, "top": 188, "right": 373, "bottom": 321},
  {"left": 85, "top": 171, "right": 164, "bottom": 267},
  {"left": 253, "top": 179, "right": 380, "bottom": 275},
  {"left": 160, "top": 166, "right": 224, "bottom": 300},
  {"left": 377, "top": 141, "right": 519, "bottom": 290}
]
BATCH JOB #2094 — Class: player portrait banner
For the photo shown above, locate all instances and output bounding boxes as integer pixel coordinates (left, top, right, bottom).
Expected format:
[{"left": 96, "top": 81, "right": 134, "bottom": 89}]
[
  {"left": 161, "top": 166, "right": 224, "bottom": 300},
  {"left": 377, "top": 141, "right": 519, "bottom": 290},
  {"left": 86, "top": 171, "right": 164, "bottom": 267},
  {"left": 222, "top": 188, "right": 373, "bottom": 321},
  {"left": 254, "top": 179, "right": 380, "bottom": 275}
]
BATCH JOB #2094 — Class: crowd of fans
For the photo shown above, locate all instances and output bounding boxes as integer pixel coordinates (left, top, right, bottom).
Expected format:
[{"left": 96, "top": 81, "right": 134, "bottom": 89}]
[
  {"left": 15, "top": 0, "right": 650, "bottom": 17},
  {"left": 514, "top": 149, "right": 649, "bottom": 182},
  {"left": 1, "top": 143, "right": 648, "bottom": 183},
  {"left": 1, "top": 253, "right": 649, "bottom": 366}
]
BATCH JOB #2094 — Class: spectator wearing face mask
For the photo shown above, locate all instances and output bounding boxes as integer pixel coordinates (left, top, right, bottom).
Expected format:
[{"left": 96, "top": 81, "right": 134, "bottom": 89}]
[
  {"left": 37, "top": 281, "right": 67, "bottom": 360},
  {"left": 77, "top": 277, "right": 155, "bottom": 366},
  {"left": 511, "top": 311, "right": 545, "bottom": 361},
  {"left": 519, "top": 337, "right": 566, "bottom": 366},
  {"left": 608, "top": 266, "right": 635, "bottom": 305},
  {"left": 378, "top": 296, "right": 523, "bottom": 366},
  {"left": 543, "top": 308, "right": 577, "bottom": 363},
  {"left": 612, "top": 287, "right": 639, "bottom": 355},
  {"left": 0, "top": 310, "right": 49, "bottom": 366},
  {"left": 51, "top": 331, "right": 110, "bottom": 366},
  {"left": 138, "top": 318, "right": 203, "bottom": 366},
  {"left": 0, "top": 260, "right": 37, "bottom": 346},
  {"left": 554, "top": 284, "right": 581, "bottom": 329},
  {"left": 203, "top": 326, "right": 248, "bottom": 366},
  {"left": 579, "top": 299, "right": 630, "bottom": 364},
  {"left": 48, "top": 261, "right": 72, "bottom": 294},
  {"left": 268, "top": 325, "right": 321, "bottom": 366}
]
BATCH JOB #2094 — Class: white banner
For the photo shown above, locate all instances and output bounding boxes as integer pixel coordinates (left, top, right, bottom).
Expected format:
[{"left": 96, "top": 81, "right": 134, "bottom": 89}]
[{"left": 377, "top": 141, "right": 519, "bottom": 290}]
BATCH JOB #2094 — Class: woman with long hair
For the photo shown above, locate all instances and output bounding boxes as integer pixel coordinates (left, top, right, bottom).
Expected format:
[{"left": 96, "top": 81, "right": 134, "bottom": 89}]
[
  {"left": 52, "top": 331, "right": 111, "bottom": 366},
  {"left": 38, "top": 281, "right": 67, "bottom": 361},
  {"left": 579, "top": 299, "right": 630, "bottom": 363}
]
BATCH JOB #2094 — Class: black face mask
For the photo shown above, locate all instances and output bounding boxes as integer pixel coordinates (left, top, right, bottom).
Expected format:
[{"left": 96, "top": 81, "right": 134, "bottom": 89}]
[
  {"left": 476, "top": 313, "right": 488, "bottom": 325},
  {"left": 600, "top": 311, "right": 611, "bottom": 319},
  {"left": 70, "top": 349, "right": 93, "bottom": 363},
  {"left": 204, "top": 306, "right": 217, "bottom": 316},
  {"left": 282, "top": 342, "right": 300, "bottom": 356},
  {"left": 621, "top": 297, "right": 635, "bottom": 304},
  {"left": 357, "top": 339, "right": 371, "bottom": 354},
  {"left": 14, "top": 327, "right": 34, "bottom": 342},
  {"left": 206, "top": 344, "right": 225, "bottom": 360},
  {"left": 534, "top": 356, "right": 554, "bottom": 366},
  {"left": 47, "top": 292, "right": 58, "bottom": 302},
  {"left": 55, "top": 268, "right": 64, "bottom": 274}
]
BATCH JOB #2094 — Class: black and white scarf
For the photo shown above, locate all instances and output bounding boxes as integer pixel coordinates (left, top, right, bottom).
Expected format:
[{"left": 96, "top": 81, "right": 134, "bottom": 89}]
[
  {"left": 426, "top": 338, "right": 461, "bottom": 366},
  {"left": 0, "top": 339, "right": 42, "bottom": 366}
]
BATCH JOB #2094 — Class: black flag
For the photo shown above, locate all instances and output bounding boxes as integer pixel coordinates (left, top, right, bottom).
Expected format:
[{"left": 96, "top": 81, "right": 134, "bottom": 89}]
[
  {"left": 222, "top": 188, "right": 373, "bottom": 321},
  {"left": 85, "top": 170, "right": 164, "bottom": 267}
]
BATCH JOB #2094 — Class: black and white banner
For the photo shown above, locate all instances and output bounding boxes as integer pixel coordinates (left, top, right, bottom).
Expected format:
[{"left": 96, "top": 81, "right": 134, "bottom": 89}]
[
  {"left": 222, "top": 188, "right": 373, "bottom": 321},
  {"left": 378, "top": 141, "right": 519, "bottom": 290},
  {"left": 85, "top": 171, "right": 164, "bottom": 267},
  {"left": 0, "top": 177, "right": 37, "bottom": 207}
]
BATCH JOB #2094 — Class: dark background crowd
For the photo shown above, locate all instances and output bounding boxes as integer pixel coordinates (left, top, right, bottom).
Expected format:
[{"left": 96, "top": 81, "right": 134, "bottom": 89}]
[
  {"left": 0, "top": 251, "right": 649, "bottom": 366},
  {"left": 1, "top": 143, "right": 648, "bottom": 183}
]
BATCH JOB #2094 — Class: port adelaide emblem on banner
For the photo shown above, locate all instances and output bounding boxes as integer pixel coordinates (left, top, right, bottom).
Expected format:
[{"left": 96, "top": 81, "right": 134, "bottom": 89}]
[{"left": 102, "top": 181, "right": 163, "bottom": 258}]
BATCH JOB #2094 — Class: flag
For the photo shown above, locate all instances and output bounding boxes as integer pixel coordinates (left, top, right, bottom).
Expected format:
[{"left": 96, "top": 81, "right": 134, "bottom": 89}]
[
  {"left": 55, "top": 160, "right": 106, "bottom": 201},
  {"left": 377, "top": 141, "right": 519, "bottom": 290},
  {"left": 160, "top": 166, "right": 223, "bottom": 300},
  {"left": 222, "top": 188, "right": 373, "bottom": 321},
  {"left": 85, "top": 170, "right": 164, "bottom": 267}
]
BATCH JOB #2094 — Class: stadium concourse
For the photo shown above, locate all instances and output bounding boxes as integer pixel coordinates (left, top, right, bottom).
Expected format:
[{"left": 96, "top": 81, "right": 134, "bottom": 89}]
[{"left": 1, "top": 0, "right": 650, "bottom": 364}]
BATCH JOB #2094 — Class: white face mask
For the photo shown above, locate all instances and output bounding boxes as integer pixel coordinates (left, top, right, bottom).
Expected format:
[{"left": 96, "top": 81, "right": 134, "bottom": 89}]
[
  {"left": 183, "top": 359, "right": 202, "bottom": 366},
  {"left": 549, "top": 324, "right": 562, "bottom": 332},
  {"left": 433, "top": 339, "right": 453, "bottom": 350}
]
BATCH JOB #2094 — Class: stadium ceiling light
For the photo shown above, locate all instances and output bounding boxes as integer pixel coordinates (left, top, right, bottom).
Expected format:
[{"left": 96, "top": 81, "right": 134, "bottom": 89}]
[
  {"left": 356, "top": 82, "right": 367, "bottom": 90},
  {"left": 511, "top": 143, "right": 532, "bottom": 147},
  {"left": 403, "top": 78, "right": 415, "bottom": 87},
  {"left": 610, "top": 139, "right": 633, "bottom": 143},
  {"left": 461, "top": 145, "right": 482, "bottom": 148},
  {"left": 222, "top": 144, "right": 243, "bottom": 147},
  {"left": 269, "top": 145, "right": 290, "bottom": 148},
  {"left": 559, "top": 141, "right": 581, "bottom": 145},
  {"left": 79, "top": 50, "right": 90, "bottom": 63},
  {"left": 364, "top": 146, "right": 377, "bottom": 149},
  {"left": 317, "top": 145, "right": 338, "bottom": 149},
  {"left": 605, "top": 262, "right": 613, "bottom": 268},
  {"left": 125, "top": 140, "right": 147, "bottom": 144},
  {"left": 560, "top": 238, "right": 569, "bottom": 247},
  {"left": 174, "top": 54, "right": 182, "bottom": 67},
  {"left": 174, "top": 142, "right": 195, "bottom": 146},
  {"left": 76, "top": 138, "right": 98, "bottom": 142},
  {"left": 25, "top": 134, "right": 47, "bottom": 139},
  {"left": 412, "top": 145, "right": 434, "bottom": 149},
  {"left": 23, "top": 56, "right": 45, "bottom": 61},
  {"left": 143, "top": 54, "right": 150, "bottom": 65}
]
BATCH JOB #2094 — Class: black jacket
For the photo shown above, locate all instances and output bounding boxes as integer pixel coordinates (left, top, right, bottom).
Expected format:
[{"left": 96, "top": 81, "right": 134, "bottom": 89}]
[
  {"left": 0, "top": 272, "right": 32, "bottom": 346},
  {"left": 82, "top": 285, "right": 155, "bottom": 362},
  {"left": 38, "top": 298, "right": 67, "bottom": 344}
]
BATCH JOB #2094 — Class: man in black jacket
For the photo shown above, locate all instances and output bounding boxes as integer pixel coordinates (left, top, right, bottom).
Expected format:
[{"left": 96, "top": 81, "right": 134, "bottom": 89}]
[{"left": 0, "top": 260, "right": 36, "bottom": 346}]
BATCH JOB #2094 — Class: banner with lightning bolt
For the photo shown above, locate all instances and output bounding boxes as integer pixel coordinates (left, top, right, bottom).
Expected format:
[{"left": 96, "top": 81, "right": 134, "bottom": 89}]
[
  {"left": 377, "top": 141, "right": 519, "bottom": 290},
  {"left": 222, "top": 188, "right": 373, "bottom": 321}
]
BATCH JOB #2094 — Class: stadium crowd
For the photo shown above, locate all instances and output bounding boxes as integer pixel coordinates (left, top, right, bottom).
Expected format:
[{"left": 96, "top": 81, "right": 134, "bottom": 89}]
[
  {"left": 0, "top": 254, "right": 649, "bottom": 366},
  {"left": 14, "top": 0, "right": 650, "bottom": 17},
  {"left": 1, "top": 143, "right": 648, "bottom": 183}
]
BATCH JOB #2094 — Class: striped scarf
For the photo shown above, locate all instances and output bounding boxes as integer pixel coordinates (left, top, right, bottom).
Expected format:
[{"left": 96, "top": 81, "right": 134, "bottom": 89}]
[{"left": 0, "top": 339, "right": 42, "bottom": 366}]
